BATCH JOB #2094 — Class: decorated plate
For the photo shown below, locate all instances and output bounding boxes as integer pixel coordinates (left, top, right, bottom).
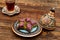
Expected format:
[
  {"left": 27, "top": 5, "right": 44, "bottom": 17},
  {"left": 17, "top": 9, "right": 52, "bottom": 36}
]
[{"left": 12, "top": 18, "right": 42, "bottom": 37}]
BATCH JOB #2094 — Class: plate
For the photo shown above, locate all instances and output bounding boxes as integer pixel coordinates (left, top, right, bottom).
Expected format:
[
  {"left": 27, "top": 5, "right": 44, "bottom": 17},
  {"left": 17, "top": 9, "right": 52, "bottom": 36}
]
[
  {"left": 12, "top": 20, "right": 42, "bottom": 37},
  {"left": 2, "top": 5, "right": 20, "bottom": 16}
]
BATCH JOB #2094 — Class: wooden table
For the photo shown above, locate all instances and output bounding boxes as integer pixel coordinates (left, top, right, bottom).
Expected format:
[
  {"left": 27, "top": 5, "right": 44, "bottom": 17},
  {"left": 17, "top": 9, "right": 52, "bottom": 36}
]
[{"left": 0, "top": 3, "right": 60, "bottom": 40}]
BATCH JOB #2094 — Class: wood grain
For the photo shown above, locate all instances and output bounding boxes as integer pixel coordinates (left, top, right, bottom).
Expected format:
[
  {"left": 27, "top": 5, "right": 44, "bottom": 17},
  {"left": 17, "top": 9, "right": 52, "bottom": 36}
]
[{"left": 0, "top": 0, "right": 60, "bottom": 40}]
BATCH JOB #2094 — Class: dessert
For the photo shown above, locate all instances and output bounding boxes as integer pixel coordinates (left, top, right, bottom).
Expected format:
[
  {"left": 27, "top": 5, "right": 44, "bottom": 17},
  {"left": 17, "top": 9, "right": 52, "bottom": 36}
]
[{"left": 17, "top": 18, "right": 38, "bottom": 33}]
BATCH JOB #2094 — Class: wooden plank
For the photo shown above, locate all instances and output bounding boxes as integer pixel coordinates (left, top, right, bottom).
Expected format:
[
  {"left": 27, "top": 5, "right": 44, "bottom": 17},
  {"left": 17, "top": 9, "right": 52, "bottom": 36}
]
[
  {"left": 0, "top": 0, "right": 60, "bottom": 8},
  {"left": 0, "top": 0, "right": 60, "bottom": 40}
]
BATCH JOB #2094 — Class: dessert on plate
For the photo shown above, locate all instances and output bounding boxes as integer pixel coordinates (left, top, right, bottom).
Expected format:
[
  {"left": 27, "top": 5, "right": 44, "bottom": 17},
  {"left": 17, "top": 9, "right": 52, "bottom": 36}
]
[{"left": 17, "top": 18, "right": 38, "bottom": 33}]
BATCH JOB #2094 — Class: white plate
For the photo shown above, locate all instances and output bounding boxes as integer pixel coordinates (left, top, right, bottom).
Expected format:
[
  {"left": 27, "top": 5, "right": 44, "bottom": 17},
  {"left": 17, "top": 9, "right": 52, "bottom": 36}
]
[{"left": 2, "top": 5, "right": 20, "bottom": 16}]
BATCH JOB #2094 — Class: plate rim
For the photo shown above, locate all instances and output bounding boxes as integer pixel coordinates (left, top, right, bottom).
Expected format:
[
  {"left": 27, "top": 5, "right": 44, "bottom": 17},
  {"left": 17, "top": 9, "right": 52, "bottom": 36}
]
[{"left": 12, "top": 20, "right": 42, "bottom": 37}]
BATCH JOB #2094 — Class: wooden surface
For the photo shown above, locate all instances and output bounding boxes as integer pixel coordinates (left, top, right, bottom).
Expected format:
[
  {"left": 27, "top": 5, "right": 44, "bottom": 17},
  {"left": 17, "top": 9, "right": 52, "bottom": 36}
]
[
  {"left": 0, "top": 0, "right": 60, "bottom": 8},
  {"left": 0, "top": 0, "right": 60, "bottom": 40}
]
